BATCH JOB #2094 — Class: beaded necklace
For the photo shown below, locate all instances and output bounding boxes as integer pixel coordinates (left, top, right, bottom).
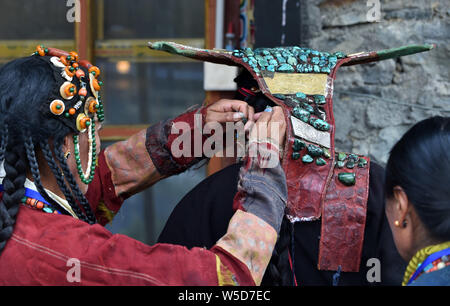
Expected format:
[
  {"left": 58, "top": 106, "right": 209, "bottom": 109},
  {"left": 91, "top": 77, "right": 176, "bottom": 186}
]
[
  {"left": 73, "top": 118, "right": 97, "bottom": 185},
  {"left": 0, "top": 184, "right": 62, "bottom": 215},
  {"left": 403, "top": 241, "right": 450, "bottom": 286}
]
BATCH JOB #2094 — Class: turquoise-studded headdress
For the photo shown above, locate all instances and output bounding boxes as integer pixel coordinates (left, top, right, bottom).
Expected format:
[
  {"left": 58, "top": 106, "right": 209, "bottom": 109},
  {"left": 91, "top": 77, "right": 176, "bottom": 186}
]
[{"left": 148, "top": 41, "right": 435, "bottom": 272}]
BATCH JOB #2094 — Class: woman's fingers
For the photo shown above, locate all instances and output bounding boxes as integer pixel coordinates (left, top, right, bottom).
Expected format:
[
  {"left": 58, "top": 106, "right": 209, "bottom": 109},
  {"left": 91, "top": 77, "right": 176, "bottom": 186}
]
[
  {"left": 268, "top": 106, "right": 286, "bottom": 147},
  {"left": 206, "top": 99, "right": 255, "bottom": 124}
]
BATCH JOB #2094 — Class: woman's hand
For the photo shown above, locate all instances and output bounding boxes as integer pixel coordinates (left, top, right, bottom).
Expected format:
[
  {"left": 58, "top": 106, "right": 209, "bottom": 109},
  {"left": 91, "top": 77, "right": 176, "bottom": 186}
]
[
  {"left": 250, "top": 106, "right": 287, "bottom": 151},
  {"left": 205, "top": 99, "right": 255, "bottom": 128}
]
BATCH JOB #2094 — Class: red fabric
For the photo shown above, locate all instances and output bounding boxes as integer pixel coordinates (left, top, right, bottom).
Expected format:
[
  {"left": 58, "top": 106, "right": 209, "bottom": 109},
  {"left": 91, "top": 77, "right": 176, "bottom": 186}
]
[
  {"left": 85, "top": 149, "right": 124, "bottom": 226},
  {"left": 0, "top": 148, "right": 255, "bottom": 285},
  {"left": 318, "top": 157, "right": 370, "bottom": 272},
  {"left": 0, "top": 205, "right": 254, "bottom": 286},
  {"left": 146, "top": 107, "right": 209, "bottom": 176}
]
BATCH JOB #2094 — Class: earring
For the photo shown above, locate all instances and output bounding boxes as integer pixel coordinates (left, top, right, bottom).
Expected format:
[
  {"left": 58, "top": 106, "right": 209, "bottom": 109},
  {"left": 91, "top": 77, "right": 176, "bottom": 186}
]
[
  {"left": 64, "top": 151, "right": 71, "bottom": 159},
  {"left": 394, "top": 220, "right": 407, "bottom": 228}
]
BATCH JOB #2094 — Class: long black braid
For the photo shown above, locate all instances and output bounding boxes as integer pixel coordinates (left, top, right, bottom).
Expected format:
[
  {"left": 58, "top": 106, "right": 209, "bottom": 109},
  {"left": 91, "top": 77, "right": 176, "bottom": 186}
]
[
  {"left": 0, "top": 142, "right": 27, "bottom": 253},
  {"left": 0, "top": 124, "right": 7, "bottom": 163},
  {"left": 54, "top": 139, "right": 96, "bottom": 225},
  {"left": 23, "top": 134, "right": 72, "bottom": 216},
  {"left": 261, "top": 217, "right": 295, "bottom": 286},
  {"left": 38, "top": 139, "right": 89, "bottom": 223}
]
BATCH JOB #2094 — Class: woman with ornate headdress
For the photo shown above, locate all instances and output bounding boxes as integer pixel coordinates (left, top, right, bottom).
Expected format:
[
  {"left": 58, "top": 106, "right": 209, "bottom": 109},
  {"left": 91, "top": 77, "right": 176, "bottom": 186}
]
[{"left": 0, "top": 46, "right": 288, "bottom": 285}]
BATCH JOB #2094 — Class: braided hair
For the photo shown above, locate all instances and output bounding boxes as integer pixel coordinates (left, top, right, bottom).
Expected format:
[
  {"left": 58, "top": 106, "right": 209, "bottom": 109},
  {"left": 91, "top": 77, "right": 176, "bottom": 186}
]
[
  {"left": 261, "top": 217, "right": 296, "bottom": 286},
  {"left": 0, "top": 55, "right": 97, "bottom": 255}
]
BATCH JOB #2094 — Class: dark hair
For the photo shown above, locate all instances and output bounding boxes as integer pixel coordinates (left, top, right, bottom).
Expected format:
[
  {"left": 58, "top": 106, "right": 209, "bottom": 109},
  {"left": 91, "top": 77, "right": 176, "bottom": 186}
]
[
  {"left": 385, "top": 116, "right": 450, "bottom": 241},
  {"left": 0, "top": 56, "right": 96, "bottom": 254},
  {"left": 261, "top": 217, "right": 295, "bottom": 286}
]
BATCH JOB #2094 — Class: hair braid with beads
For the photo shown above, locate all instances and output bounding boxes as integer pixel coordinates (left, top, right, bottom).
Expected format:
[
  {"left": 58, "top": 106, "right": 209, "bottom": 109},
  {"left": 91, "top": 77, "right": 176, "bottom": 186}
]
[
  {"left": 54, "top": 139, "right": 96, "bottom": 224},
  {"left": 0, "top": 54, "right": 99, "bottom": 254},
  {"left": 39, "top": 139, "right": 89, "bottom": 222}
]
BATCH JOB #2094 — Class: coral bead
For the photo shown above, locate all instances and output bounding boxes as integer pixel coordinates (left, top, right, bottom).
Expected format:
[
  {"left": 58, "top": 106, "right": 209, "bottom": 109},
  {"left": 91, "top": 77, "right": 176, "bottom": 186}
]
[
  {"left": 65, "top": 66, "right": 75, "bottom": 78},
  {"left": 60, "top": 56, "right": 69, "bottom": 66},
  {"left": 78, "top": 87, "right": 87, "bottom": 96},
  {"left": 92, "top": 78, "right": 101, "bottom": 91},
  {"left": 69, "top": 108, "right": 76, "bottom": 115},
  {"left": 49, "top": 99, "right": 65, "bottom": 115},
  {"left": 75, "top": 69, "right": 85, "bottom": 78},
  {"left": 36, "top": 45, "right": 45, "bottom": 56},
  {"left": 69, "top": 51, "right": 79, "bottom": 62},
  {"left": 88, "top": 66, "right": 101, "bottom": 77}
]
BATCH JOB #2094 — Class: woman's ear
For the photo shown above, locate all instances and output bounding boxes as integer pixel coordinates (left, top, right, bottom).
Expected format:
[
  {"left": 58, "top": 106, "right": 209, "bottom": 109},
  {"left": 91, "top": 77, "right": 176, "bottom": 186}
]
[
  {"left": 393, "top": 186, "right": 411, "bottom": 228},
  {"left": 62, "top": 134, "right": 73, "bottom": 157}
]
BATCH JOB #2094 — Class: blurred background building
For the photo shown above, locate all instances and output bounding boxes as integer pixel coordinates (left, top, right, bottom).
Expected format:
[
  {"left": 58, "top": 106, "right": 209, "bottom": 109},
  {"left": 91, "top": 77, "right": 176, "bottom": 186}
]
[{"left": 0, "top": 0, "right": 448, "bottom": 244}]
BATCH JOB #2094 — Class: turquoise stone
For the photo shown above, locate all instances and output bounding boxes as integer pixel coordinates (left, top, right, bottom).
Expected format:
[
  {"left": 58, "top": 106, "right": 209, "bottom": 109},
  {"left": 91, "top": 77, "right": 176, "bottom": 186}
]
[
  {"left": 328, "top": 56, "right": 337, "bottom": 64},
  {"left": 43, "top": 207, "right": 54, "bottom": 214},
  {"left": 348, "top": 154, "right": 359, "bottom": 162},
  {"left": 269, "top": 59, "right": 278, "bottom": 66},
  {"left": 314, "top": 95, "right": 326, "bottom": 105},
  {"left": 292, "top": 152, "right": 301, "bottom": 160},
  {"left": 311, "top": 57, "right": 320, "bottom": 64},
  {"left": 300, "top": 102, "right": 314, "bottom": 114},
  {"left": 321, "top": 67, "right": 331, "bottom": 73},
  {"left": 255, "top": 55, "right": 264, "bottom": 61},
  {"left": 276, "top": 56, "right": 286, "bottom": 64},
  {"left": 287, "top": 56, "right": 298, "bottom": 66},
  {"left": 293, "top": 139, "right": 306, "bottom": 151},
  {"left": 307, "top": 144, "right": 324, "bottom": 157},
  {"left": 233, "top": 51, "right": 243, "bottom": 57},
  {"left": 310, "top": 118, "right": 330, "bottom": 131},
  {"left": 323, "top": 148, "right": 331, "bottom": 159},
  {"left": 316, "top": 158, "right": 327, "bottom": 166},
  {"left": 258, "top": 59, "right": 269, "bottom": 67},
  {"left": 245, "top": 48, "right": 254, "bottom": 56},
  {"left": 292, "top": 107, "right": 310, "bottom": 123},
  {"left": 337, "top": 152, "right": 347, "bottom": 161},
  {"left": 346, "top": 160, "right": 355, "bottom": 169},
  {"left": 299, "top": 54, "right": 308, "bottom": 62},
  {"left": 266, "top": 65, "right": 275, "bottom": 72},
  {"left": 337, "top": 161, "right": 345, "bottom": 168},
  {"left": 277, "top": 64, "right": 295, "bottom": 72},
  {"left": 335, "top": 51, "right": 346, "bottom": 59},
  {"left": 295, "top": 92, "right": 307, "bottom": 99},
  {"left": 302, "top": 154, "right": 314, "bottom": 164},
  {"left": 358, "top": 158, "right": 368, "bottom": 168},
  {"left": 338, "top": 172, "right": 356, "bottom": 186},
  {"left": 273, "top": 94, "right": 286, "bottom": 100}
]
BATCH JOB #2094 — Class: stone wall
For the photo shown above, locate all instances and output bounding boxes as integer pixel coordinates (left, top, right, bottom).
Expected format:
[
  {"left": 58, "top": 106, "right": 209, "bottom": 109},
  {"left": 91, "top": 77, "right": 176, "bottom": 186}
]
[{"left": 300, "top": 0, "right": 450, "bottom": 164}]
